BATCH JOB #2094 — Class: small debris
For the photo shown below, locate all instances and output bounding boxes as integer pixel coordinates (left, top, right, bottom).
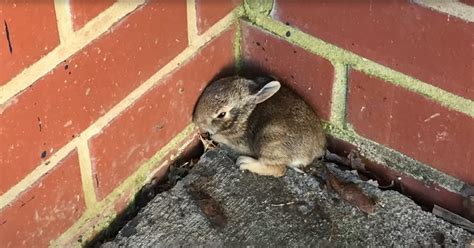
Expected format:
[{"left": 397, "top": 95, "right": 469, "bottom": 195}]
[
  {"left": 187, "top": 183, "right": 227, "bottom": 230},
  {"left": 199, "top": 132, "right": 217, "bottom": 151},
  {"left": 290, "top": 166, "right": 306, "bottom": 175},
  {"left": 156, "top": 159, "right": 197, "bottom": 193},
  {"left": 86, "top": 152, "right": 201, "bottom": 247},
  {"left": 270, "top": 201, "right": 295, "bottom": 207},
  {"left": 326, "top": 170, "right": 377, "bottom": 214},
  {"left": 366, "top": 179, "right": 379, "bottom": 187},
  {"left": 460, "top": 184, "right": 474, "bottom": 221},
  {"left": 348, "top": 150, "right": 366, "bottom": 171},
  {"left": 432, "top": 231, "right": 445, "bottom": 245},
  {"left": 378, "top": 180, "right": 395, "bottom": 189},
  {"left": 324, "top": 150, "right": 350, "bottom": 167}
]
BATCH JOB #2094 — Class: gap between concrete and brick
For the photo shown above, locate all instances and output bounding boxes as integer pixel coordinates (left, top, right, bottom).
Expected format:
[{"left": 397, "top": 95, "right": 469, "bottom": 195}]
[
  {"left": 235, "top": 1, "right": 471, "bottom": 226},
  {"left": 62, "top": 8, "right": 470, "bottom": 248},
  {"left": 323, "top": 122, "right": 466, "bottom": 193},
  {"left": 51, "top": 5, "right": 245, "bottom": 246},
  {"left": 238, "top": 2, "right": 469, "bottom": 193},
  {"left": 80, "top": 128, "right": 472, "bottom": 246},
  {"left": 52, "top": 125, "right": 197, "bottom": 247},
  {"left": 85, "top": 136, "right": 205, "bottom": 247},
  {"left": 3, "top": 0, "right": 471, "bottom": 245}
]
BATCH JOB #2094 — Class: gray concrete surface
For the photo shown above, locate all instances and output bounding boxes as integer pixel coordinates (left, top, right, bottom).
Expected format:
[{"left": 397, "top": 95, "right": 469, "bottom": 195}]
[{"left": 102, "top": 149, "right": 473, "bottom": 247}]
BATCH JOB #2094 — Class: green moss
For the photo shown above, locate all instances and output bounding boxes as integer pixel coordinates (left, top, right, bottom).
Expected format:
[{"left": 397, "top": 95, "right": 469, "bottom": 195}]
[
  {"left": 52, "top": 125, "right": 197, "bottom": 247},
  {"left": 330, "top": 62, "right": 348, "bottom": 128},
  {"left": 244, "top": 0, "right": 274, "bottom": 16},
  {"left": 241, "top": 14, "right": 474, "bottom": 117},
  {"left": 233, "top": 20, "right": 243, "bottom": 74}
]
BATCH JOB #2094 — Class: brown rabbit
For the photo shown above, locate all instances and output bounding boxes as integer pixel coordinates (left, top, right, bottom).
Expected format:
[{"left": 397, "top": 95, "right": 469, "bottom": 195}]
[{"left": 193, "top": 76, "right": 326, "bottom": 177}]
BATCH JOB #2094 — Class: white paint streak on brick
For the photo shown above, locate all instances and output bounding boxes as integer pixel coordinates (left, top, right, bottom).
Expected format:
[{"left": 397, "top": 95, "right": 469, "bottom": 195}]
[
  {"left": 424, "top": 113, "right": 441, "bottom": 122},
  {"left": 54, "top": 0, "right": 74, "bottom": 43},
  {"left": 415, "top": 0, "right": 474, "bottom": 23},
  {"left": 63, "top": 120, "right": 73, "bottom": 127},
  {"left": 0, "top": 0, "right": 146, "bottom": 105}
]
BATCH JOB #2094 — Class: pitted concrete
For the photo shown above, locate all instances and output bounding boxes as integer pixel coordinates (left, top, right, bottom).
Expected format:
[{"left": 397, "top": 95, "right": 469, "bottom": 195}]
[{"left": 102, "top": 149, "right": 472, "bottom": 247}]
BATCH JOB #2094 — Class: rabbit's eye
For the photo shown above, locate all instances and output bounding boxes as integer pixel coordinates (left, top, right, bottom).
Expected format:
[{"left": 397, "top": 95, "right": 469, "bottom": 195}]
[{"left": 217, "top": 112, "right": 226, "bottom": 119}]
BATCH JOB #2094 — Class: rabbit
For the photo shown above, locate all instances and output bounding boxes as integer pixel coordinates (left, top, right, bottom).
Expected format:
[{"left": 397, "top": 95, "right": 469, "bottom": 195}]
[{"left": 192, "top": 75, "right": 326, "bottom": 177}]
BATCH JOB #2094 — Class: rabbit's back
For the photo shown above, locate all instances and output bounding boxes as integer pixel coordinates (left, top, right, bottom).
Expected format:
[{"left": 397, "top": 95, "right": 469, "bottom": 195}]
[{"left": 248, "top": 86, "right": 326, "bottom": 166}]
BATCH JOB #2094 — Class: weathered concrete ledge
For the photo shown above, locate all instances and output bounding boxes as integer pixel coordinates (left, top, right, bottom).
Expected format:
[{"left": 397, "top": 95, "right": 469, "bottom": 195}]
[{"left": 102, "top": 149, "right": 472, "bottom": 247}]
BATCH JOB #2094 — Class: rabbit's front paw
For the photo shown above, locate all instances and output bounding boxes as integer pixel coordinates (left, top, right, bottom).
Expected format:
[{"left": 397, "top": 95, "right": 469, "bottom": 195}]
[
  {"left": 237, "top": 156, "right": 260, "bottom": 172},
  {"left": 237, "top": 156, "right": 286, "bottom": 177}
]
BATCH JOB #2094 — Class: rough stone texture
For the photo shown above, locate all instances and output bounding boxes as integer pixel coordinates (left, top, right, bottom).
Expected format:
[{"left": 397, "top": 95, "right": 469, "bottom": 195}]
[{"left": 102, "top": 149, "right": 472, "bottom": 247}]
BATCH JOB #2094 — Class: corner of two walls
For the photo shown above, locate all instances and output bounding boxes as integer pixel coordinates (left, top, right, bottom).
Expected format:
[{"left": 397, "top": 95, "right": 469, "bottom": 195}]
[
  {"left": 237, "top": 1, "right": 473, "bottom": 192},
  {"left": 0, "top": 0, "right": 241, "bottom": 247},
  {"left": 0, "top": 0, "right": 472, "bottom": 247}
]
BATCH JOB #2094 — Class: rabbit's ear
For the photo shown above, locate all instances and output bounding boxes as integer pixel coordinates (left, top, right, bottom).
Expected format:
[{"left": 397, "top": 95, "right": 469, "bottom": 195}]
[{"left": 254, "top": 81, "right": 281, "bottom": 104}]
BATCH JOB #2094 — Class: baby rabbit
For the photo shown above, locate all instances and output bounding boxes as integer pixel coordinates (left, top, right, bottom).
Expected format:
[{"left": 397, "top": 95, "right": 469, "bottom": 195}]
[{"left": 193, "top": 76, "right": 326, "bottom": 177}]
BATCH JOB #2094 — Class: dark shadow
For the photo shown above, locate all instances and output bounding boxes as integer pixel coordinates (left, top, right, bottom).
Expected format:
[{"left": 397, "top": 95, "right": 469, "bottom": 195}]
[
  {"left": 238, "top": 59, "right": 280, "bottom": 82},
  {"left": 85, "top": 141, "right": 205, "bottom": 248},
  {"left": 209, "top": 62, "right": 237, "bottom": 82},
  {"left": 326, "top": 135, "right": 472, "bottom": 223}
]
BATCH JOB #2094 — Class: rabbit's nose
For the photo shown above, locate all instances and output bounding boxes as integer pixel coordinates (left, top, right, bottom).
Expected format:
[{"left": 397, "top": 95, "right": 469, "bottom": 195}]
[{"left": 200, "top": 126, "right": 214, "bottom": 135}]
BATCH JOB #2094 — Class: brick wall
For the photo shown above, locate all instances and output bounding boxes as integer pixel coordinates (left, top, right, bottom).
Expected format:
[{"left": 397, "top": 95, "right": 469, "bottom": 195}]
[
  {"left": 0, "top": 0, "right": 472, "bottom": 247},
  {"left": 241, "top": 0, "right": 473, "bottom": 186},
  {"left": 0, "top": 0, "right": 239, "bottom": 246}
]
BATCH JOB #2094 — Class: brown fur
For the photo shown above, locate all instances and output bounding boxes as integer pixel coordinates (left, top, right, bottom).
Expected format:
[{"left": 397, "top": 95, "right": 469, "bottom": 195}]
[{"left": 193, "top": 76, "right": 326, "bottom": 177}]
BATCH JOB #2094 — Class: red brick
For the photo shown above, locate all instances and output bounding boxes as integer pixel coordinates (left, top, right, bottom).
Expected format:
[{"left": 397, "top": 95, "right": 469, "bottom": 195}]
[
  {"left": 459, "top": 0, "right": 474, "bottom": 7},
  {"left": 89, "top": 26, "right": 236, "bottom": 200},
  {"left": 113, "top": 134, "right": 198, "bottom": 214},
  {"left": 274, "top": 1, "right": 474, "bottom": 100},
  {"left": 347, "top": 70, "right": 474, "bottom": 184},
  {"left": 0, "top": 1, "right": 187, "bottom": 194},
  {"left": 241, "top": 22, "right": 334, "bottom": 120},
  {"left": 195, "top": 0, "right": 240, "bottom": 34},
  {"left": 0, "top": 151, "right": 85, "bottom": 247},
  {"left": 70, "top": 0, "right": 116, "bottom": 30},
  {"left": 0, "top": 0, "right": 59, "bottom": 86}
]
